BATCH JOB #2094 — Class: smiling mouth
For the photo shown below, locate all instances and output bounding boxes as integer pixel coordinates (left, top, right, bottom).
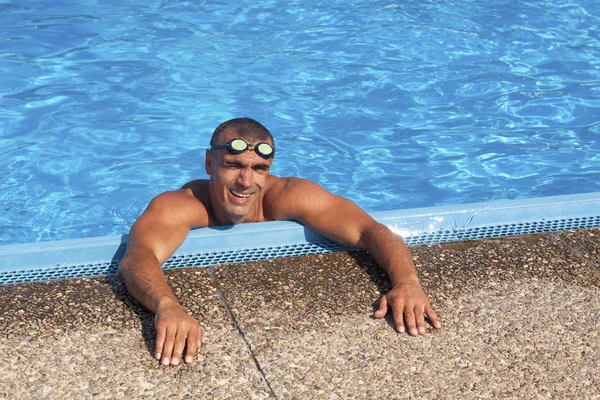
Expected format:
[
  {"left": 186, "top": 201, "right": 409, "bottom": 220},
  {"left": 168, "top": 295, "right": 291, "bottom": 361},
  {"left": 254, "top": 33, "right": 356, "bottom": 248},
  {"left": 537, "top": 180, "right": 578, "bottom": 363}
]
[{"left": 230, "top": 189, "right": 253, "bottom": 199}]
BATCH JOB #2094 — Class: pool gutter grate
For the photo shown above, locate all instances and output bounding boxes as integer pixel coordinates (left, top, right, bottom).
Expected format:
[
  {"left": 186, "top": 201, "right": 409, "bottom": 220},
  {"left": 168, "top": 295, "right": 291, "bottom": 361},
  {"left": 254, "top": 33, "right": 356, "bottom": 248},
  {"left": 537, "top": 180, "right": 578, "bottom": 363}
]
[{"left": 1, "top": 193, "right": 599, "bottom": 285}]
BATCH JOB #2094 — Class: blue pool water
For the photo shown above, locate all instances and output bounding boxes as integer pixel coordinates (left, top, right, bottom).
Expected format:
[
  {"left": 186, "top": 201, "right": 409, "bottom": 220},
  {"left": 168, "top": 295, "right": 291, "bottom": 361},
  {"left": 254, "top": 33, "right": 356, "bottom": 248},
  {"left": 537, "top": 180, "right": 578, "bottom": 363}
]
[{"left": 1, "top": 1, "right": 599, "bottom": 246}]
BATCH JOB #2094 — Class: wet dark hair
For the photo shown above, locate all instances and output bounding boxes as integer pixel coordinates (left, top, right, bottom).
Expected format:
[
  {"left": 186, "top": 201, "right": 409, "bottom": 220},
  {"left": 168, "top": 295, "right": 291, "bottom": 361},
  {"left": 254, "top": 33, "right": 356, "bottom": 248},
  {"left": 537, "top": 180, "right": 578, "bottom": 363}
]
[{"left": 210, "top": 118, "right": 274, "bottom": 148}]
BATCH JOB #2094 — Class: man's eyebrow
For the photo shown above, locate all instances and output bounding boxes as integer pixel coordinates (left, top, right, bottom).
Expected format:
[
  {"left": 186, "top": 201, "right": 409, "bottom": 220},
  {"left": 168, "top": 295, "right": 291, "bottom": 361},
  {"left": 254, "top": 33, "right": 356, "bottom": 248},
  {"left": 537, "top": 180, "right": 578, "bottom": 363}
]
[
  {"left": 223, "top": 160, "right": 246, "bottom": 167},
  {"left": 253, "top": 163, "right": 270, "bottom": 170},
  {"left": 223, "top": 160, "right": 269, "bottom": 169}
]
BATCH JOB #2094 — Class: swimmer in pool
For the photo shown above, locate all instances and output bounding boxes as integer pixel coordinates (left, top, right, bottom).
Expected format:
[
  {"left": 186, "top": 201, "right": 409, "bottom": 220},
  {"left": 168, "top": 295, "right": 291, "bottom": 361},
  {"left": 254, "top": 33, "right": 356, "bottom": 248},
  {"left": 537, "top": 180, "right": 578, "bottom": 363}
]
[{"left": 119, "top": 117, "right": 441, "bottom": 367}]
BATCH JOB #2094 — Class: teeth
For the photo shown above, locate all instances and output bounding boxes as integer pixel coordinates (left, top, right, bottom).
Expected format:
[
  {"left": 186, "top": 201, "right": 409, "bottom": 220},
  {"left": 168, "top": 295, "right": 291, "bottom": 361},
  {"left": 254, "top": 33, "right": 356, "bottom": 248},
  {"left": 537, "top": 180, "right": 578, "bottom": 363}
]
[{"left": 231, "top": 190, "right": 252, "bottom": 198}]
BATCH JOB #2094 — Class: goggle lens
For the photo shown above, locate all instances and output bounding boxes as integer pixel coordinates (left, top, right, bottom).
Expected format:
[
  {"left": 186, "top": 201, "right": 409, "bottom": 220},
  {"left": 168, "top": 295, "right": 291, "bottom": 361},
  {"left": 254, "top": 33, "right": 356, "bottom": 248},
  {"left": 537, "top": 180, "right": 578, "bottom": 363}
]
[
  {"left": 257, "top": 143, "right": 273, "bottom": 157},
  {"left": 230, "top": 139, "right": 247, "bottom": 152}
]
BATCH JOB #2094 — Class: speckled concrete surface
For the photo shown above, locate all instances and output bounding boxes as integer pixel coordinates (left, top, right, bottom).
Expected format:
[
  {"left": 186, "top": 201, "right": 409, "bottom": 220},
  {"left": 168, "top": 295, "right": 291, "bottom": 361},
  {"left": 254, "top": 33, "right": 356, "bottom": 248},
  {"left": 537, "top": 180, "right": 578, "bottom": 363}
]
[
  {"left": 556, "top": 228, "right": 600, "bottom": 274},
  {"left": 1, "top": 230, "right": 599, "bottom": 399},
  {"left": 215, "top": 231, "right": 600, "bottom": 399},
  {"left": 0, "top": 269, "right": 273, "bottom": 399}
]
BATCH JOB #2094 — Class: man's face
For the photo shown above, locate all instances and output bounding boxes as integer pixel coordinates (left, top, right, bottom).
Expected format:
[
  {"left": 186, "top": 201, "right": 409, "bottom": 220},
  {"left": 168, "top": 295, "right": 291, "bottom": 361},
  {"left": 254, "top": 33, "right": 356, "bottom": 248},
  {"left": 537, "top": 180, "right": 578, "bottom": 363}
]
[{"left": 205, "top": 130, "right": 274, "bottom": 223}]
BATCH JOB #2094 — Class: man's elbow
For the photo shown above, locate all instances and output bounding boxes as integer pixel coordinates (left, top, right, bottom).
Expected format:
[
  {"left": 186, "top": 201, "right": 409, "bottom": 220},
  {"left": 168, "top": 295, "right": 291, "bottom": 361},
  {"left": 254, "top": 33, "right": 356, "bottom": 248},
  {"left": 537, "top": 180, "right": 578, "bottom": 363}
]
[
  {"left": 117, "top": 246, "right": 156, "bottom": 279},
  {"left": 357, "top": 220, "right": 383, "bottom": 248},
  {"left": 359, "top": 221, "right": 403, "bottom": 249},
  {"left": 117, "top": 251, "right": 134, "bottom": 280}
]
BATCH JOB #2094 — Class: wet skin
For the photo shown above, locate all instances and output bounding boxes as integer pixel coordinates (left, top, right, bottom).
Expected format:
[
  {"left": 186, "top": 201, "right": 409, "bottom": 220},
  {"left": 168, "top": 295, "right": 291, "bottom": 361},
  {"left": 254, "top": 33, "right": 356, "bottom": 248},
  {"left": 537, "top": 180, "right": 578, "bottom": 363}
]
[{"left": 119, "top": 129, "right": 441, "bottom": 367}]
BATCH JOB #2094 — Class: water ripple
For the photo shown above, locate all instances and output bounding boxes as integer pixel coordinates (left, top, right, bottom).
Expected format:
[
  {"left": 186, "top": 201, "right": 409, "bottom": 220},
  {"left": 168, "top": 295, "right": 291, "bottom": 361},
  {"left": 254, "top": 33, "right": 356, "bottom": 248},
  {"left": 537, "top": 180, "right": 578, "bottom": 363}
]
[{"left": 1, "top": 0, "right": 600, "bottom": 244}]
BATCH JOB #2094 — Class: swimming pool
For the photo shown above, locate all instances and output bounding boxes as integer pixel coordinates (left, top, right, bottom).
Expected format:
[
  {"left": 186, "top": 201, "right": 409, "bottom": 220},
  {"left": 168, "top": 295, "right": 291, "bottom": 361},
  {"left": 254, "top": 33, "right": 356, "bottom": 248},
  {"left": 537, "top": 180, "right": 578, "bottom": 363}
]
[{"left": 1, "top": 1, "right": 599, "bottom": 246}]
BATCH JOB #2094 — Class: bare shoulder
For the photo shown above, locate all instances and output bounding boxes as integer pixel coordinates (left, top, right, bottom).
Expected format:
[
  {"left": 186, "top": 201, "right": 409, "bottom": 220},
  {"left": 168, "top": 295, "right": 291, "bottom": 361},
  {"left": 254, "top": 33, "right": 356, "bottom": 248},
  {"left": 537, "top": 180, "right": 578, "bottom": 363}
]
[
  {"left": 263, "top": 176, "right": 332, "bottom": 220},
  {"left": 145, "top": 181, "right": 211, "bottom": 229},
  {"left": 266, "top": 176, "right": 322, "bottom": 194},
  {"left": 128, "top": 185, "right": 210, "bottom": 263},
  {"left": 265, "top": 176, "right": 320, "bottom": 201}
]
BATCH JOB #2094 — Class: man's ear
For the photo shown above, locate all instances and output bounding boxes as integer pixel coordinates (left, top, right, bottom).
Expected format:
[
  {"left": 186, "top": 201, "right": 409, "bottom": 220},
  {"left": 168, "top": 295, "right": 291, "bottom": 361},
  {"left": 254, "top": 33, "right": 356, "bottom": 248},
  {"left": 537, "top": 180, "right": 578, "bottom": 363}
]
[{"left": 205, "top": 149, "right": 213, "bottom": 175}]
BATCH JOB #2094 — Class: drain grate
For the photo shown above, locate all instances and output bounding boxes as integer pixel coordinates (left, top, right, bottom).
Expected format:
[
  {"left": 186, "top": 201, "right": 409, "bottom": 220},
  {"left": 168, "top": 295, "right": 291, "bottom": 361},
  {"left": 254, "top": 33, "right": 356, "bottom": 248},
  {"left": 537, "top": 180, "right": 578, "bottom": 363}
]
[
  {"left": 2, "top": 213, "right": 599, "bottom": 285},
  {"left": 454, "top": 216, "right": 600, "bottom": 241}
]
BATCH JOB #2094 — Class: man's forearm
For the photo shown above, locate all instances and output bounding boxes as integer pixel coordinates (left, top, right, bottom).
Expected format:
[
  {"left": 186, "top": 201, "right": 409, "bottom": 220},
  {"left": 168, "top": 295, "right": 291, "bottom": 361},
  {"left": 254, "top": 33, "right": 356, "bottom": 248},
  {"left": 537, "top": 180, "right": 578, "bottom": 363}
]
[
  {"left": 361, "top": 222, "right": 420, "bottom": 287},
  {"left": 118, "top": 247, "right": 180, "bottom": 313}
]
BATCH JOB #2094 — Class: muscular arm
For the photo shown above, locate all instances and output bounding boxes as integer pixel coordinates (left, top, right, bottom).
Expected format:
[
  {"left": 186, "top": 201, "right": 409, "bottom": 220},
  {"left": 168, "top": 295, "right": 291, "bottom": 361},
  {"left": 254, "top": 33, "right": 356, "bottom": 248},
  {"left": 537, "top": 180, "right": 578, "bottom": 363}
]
[
  {"left": 118, "top": 190, "right": 205, "bottom": 366},
  {"left": 268, "top": 178, "right": 441, "bottom": 335}
]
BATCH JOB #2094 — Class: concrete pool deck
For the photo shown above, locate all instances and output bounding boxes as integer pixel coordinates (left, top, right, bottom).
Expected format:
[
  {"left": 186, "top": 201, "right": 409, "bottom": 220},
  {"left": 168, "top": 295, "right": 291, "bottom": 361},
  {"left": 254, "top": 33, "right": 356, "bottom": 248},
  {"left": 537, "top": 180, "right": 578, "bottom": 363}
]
[{"left": 1, "top": 228, "right": 599, "bottom": 399}]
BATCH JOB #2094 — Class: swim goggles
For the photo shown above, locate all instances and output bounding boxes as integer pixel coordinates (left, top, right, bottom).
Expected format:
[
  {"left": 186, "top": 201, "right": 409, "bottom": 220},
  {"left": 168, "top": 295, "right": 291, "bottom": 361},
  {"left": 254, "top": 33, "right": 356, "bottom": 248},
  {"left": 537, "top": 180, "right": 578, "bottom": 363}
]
[{"left": 210, "top": 138, "right": 275, "bottom": 159}]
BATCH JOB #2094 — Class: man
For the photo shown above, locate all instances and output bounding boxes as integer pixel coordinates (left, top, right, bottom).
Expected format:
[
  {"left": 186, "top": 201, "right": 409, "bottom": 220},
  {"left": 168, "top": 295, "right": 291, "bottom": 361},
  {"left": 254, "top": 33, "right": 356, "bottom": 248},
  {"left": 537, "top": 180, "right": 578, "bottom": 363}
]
[{"left": 119, "top": 117, "right": 441, "bottom": 367}]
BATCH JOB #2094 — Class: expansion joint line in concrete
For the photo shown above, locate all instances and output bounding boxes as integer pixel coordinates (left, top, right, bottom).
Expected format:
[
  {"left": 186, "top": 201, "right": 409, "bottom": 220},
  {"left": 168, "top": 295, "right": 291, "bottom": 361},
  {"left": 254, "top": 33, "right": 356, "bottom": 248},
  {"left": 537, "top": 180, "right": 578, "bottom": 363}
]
[{"left": 206, "top": 267, "right": 278, "bottom": 399}]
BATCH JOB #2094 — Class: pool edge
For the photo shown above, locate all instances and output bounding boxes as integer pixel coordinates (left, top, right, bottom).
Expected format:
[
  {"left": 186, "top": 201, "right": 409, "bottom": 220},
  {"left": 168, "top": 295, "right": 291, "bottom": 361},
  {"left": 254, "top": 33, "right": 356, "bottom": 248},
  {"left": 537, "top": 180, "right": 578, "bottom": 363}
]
[{"left": 1, "top": 192, "right": 599, "bottom": 284}]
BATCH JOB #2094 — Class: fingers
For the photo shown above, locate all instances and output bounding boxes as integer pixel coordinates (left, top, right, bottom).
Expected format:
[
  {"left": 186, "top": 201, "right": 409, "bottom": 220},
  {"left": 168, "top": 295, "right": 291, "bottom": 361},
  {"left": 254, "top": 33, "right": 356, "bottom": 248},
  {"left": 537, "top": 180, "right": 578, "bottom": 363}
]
[
  {"left": 403, "top": 306, "right": 418, "bottom": 336},
  {"left": 388, "top": 298, "right": 440, "bottom": 336},
  {"left": 155, "top": 325, "right": 166, "bottom": 361},
  {"left": 389, "top": 298, "right": 405, "bottom": 333},
  {"left": 184, "top": 327, "right": 201, "bottom": 364},
  {"left": 170, "top": 329, "right": 187, "bottom": 366},
  {"left": 380, "top": 284, "right": 442, "bottom": 336},
  {"left": 373, "top": 295, "right": 388, "bottom": 319},
  {"left": 425, "top": 303, "right": 442, "bottom": 329},
  {"left": 404, "top": 304, "right": 440, "bottom": 335},
  {"left": 415, "top": 305, "right": 426, "bottom": 335},
  {"left": 160, "top": 326, "right": 176, "bottom": 366},
  {"left": 155, "top": 314, "right": 202, "bottom": 366}
]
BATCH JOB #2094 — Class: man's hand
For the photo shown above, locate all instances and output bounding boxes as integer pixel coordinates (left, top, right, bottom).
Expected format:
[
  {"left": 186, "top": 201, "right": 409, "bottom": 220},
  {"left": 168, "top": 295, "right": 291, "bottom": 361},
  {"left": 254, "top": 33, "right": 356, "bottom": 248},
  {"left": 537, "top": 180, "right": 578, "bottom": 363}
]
[
  {"left": 154, "top": 300, "right": 202, "bottom": 366},
  {"left": 374, "top": 283, "right": 441, "bottom": 336}
]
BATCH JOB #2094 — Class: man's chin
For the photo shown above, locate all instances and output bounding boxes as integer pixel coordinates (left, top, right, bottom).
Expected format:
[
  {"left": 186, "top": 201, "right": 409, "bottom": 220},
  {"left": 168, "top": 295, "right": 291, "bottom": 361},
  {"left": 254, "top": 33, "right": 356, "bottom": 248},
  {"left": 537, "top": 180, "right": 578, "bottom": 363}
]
[{"left": 223, "top": 204, "right": 252, "bottom": 221}]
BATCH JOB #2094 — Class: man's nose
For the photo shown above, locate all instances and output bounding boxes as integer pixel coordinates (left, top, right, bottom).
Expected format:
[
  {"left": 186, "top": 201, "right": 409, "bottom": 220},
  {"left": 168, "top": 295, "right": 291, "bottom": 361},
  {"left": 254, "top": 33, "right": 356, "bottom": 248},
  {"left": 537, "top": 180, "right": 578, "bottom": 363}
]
[{"left": 237, "top": 167, "right": 254, "bottom": 188}]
